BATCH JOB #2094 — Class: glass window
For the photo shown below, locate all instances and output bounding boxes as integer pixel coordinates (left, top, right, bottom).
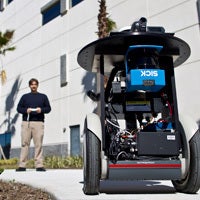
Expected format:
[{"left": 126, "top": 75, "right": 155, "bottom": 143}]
[
  {"left": 7, "top": 0, "right": 13, "bottom": 4},
  {"left": 42, "top": 1, "right": 60, "bottom": 25},
  {"left": 197, "top": 0, "right": 200, "bottom": 23},
  {"left": 70, "top": 125, "right": 81, "bottom": 156},
  {"left": 41, "top": 0, "right": 83, "bottom": 25},
  {"left": 0, "top": 0, "right": 4, "bottom": 11},
  {"left": 71, "top": 0, "right": 83, "bottom": 7}
]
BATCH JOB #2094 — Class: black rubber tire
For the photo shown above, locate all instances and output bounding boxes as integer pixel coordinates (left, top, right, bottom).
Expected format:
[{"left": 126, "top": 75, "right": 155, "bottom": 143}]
[
  {"left": 83, "top": 129, "right": 101, "bottom": 195},
  {"left": 172, "top": 130, "right": 200, "bottom": 193}
]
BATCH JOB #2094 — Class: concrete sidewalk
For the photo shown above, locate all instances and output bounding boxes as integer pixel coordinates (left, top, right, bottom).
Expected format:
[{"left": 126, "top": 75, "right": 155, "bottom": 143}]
[{"left": 0, "top": 169, "right": 199, "bottom": 200}]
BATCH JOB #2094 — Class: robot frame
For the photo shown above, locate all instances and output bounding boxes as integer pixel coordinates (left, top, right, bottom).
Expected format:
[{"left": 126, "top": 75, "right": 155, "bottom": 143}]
[{"left": 77, "top": 17, "right": 200, "bottom": 195}]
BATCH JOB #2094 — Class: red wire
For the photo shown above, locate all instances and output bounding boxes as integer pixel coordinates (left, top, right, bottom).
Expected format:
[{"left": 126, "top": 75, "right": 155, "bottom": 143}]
[
  {"left": 166, "top": 100, "right": 173, "bottom": 116},
  {"left": 160, "top": 93, "right": 173, "bottom": 116}
]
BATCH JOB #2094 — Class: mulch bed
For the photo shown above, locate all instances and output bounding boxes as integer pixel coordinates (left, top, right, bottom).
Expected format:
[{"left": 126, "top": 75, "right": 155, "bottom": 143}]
[{"left": 0, "top": 180, "right": 56, "bottom": 200}]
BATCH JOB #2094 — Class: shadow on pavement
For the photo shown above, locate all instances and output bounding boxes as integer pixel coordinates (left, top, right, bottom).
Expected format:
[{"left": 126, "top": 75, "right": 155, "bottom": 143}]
[{"left": 99, "top": 180, "right": 176, "bottom": 194}]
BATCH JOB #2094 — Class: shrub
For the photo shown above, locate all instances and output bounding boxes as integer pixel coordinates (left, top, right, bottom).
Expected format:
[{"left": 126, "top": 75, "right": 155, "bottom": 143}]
[
  {"left": 44, "top": 156, "right": 83, "bottom": 169},
  {"left": 0, "top": 168, "right": 4, "bottom": 174},
  {"left": 0, "top": 156, "right": 83, "bottom": 169},
  {"left": 0, "top": 158, "right": 18, "bottom": 165}
]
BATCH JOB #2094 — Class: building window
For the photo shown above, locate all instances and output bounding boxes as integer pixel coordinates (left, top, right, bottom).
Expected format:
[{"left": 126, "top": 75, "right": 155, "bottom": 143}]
[
  {"left": 0, "top": 0, "right": 14, "bottom": 11},
  {"left": 197, "top": 0, "right": 200, "bottom": 23},
  {"left": 70, "top": 125, "right": 81, "bottom": 156},
  {"left": 41, "top": 0, "right": 61, "bottom": 25},
  {"left": 60, "top": 54, "right": 68, "bottom": 87},
  {"left": 0, "top": 0, "right": 4, "bottom": 11},
  {"left": 70, "top": 0, "right": 83, "bottom": 8},
  {"left": 7, "top": 0, "right": 13, "bottom": 4},
  {"left": 41, "top": 0, "right": 83, "bottom": 25}
]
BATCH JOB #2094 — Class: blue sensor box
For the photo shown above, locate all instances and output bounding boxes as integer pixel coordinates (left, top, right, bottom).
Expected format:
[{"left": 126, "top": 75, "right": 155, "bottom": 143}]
[{"left": 127, "top": 69, "right": 165, "bottom": 92}]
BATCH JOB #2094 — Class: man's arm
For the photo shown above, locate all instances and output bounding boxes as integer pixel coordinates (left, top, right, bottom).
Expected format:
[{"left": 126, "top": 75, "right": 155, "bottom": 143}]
[
  {"left": 17, "top": 96, "right": 27, "bottom": 114},
  {"left": 41, "top": 95, "right": 51, "bottom": 114}
]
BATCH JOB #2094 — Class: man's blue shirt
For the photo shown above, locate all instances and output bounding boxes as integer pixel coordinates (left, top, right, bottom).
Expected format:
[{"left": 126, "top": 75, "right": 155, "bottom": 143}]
[{"left": 17, "top": 92, "right": 51, "bottom": 122}]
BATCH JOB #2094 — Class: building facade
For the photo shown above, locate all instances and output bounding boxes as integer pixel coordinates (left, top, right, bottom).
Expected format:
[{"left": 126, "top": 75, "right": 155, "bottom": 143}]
[{"left": 0, "top": 0, "right": 200, "bottom": 158}]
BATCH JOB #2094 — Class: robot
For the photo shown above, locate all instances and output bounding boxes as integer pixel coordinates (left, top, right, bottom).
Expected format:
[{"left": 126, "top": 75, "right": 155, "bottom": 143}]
[{"left": 77, "top": 17, "right": 200, "bottom": 195}]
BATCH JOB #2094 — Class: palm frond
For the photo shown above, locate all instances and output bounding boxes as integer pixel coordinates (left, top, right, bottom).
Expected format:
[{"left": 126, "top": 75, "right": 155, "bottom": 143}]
[
  {"left": 0, "top": 70, "right": 7, "bottom": 85},
  {"left": 0, "top": 30, "right": 15, "bottom": 55},
  {"left": 0, "top": 29, "right": 15, "bottom": 85},
  {"left": 106, "top": 16, "right": 116, "bottom": 34},
  {"left": 3, "top": 30, "right": 14, "bottom": 40},
  {"left": 2, "top": 46, "right": 16, "bottom": 55}
]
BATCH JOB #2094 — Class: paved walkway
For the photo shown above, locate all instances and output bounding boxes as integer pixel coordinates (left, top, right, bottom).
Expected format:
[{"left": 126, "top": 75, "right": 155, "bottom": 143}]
[{"left": 0, "top": 169, "right": 199, "bottom": 200}]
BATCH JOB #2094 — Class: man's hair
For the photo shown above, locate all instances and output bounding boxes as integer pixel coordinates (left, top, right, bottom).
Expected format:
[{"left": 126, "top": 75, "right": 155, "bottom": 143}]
[{"left": 29, "top": 78, "right": 39, "bottom": 86}]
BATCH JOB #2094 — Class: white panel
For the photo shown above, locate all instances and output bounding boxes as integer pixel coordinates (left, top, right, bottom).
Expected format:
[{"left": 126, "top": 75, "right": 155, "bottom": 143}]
[
  {"left": 148, "top": 0, "right": 199, "bottom": 32},
  {"left": 147, "top": 0, "right": 188, "bottom": 17}
]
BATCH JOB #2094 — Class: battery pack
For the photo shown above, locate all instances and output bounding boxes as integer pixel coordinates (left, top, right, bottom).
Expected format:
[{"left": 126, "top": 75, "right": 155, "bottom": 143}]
[{"left": 137, "top": 132, "right": 179, "bottom": 156}]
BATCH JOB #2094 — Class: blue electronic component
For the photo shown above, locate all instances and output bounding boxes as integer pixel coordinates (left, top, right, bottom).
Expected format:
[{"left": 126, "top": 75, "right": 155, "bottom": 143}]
[
  {"left": 156, "top": 122, "right": 173, "bottom": 131},
  {"left": 143, "top": 122, "right": 173, "bottom": 132},
  {"left": 127, "top": 69, "right": 165, "bottom": 92},
  {"left": 125, "top": 45, "right": 165, "bottom": 92}
]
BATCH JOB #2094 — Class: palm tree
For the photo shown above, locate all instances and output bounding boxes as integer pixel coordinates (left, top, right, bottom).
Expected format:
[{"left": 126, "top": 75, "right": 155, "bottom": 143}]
[
  {"left": 0, "top": 30, "right": 15, "bottom": 84},
  {"left": 82, "top": 0, "right": 116, "bottom": 109},
  {"left": 97, "top": 0, "right": 107, "bottom": 38},
  {"left": 97, "top": 0, "right": 116, "bottom": 38}
]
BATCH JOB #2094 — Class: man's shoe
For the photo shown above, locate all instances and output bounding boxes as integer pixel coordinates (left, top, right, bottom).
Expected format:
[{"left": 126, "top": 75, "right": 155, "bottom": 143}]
[
  {"left": 36, "top": 167, "right": 46, "bottom": 172},
  {"left": 16, "top": 167, "right": 26, "bottom": 172}
]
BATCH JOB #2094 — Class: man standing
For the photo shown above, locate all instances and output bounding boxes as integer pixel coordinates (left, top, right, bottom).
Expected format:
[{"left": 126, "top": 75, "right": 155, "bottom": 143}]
[{"left": 16, "top": 78, "right": 51, "bottom": 171}]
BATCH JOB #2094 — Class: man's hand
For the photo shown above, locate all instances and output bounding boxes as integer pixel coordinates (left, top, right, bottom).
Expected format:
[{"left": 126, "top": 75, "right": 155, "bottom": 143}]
[
  {"left": 27, "top": 108, "right": 32, "bottom": 114},
  {"left": 36, "top": 107, "right": 41, "bottom": 113}
]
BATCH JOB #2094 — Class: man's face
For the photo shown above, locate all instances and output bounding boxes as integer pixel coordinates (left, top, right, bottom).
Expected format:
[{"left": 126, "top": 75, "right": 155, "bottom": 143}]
[{"left": 29, "top": 81, "right": 38, "bottom": 93}]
